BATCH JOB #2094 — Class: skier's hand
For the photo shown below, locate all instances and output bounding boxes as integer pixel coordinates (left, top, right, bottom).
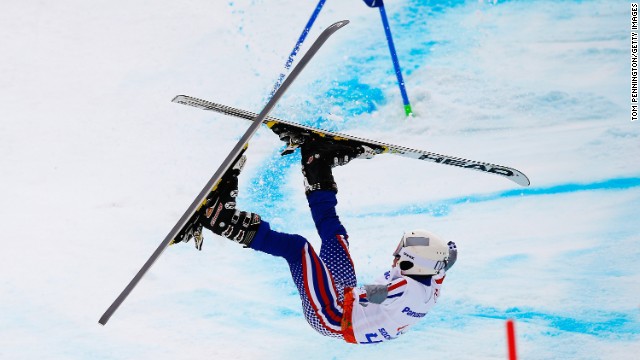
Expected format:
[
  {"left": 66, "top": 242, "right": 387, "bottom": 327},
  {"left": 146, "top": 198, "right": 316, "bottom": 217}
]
[{"left": 445, "top": 241, "right": 457, "bottom": 271}]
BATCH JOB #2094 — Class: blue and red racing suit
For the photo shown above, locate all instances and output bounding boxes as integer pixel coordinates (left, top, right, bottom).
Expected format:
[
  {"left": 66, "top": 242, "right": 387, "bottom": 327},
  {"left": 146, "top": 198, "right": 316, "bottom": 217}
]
[{"left": 249, "top": 190, "right": 446, "bottom": 344}]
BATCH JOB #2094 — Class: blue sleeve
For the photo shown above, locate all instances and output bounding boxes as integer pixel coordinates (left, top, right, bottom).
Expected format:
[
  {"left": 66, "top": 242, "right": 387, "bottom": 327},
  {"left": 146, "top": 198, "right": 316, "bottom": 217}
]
[{"left": 306, "top": 190, "right": 348, "bottom": 241}]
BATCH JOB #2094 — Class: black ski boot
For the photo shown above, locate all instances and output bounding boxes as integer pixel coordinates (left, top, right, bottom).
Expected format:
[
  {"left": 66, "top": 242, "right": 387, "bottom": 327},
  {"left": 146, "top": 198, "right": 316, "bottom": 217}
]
[
  {"left": 199, "top": 166, "right": 261, "bottom": 248},
  {"left": 172, "top": 153, "right": 261, "bottom": 250},
  {"left": 300, "top": 137, "right": 376, "bottom": 194}
]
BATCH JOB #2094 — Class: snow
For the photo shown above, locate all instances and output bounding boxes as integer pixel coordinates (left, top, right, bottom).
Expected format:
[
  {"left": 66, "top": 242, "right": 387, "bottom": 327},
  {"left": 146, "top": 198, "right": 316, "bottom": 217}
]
[{"left": 1, "top": 0, "right": 638, "bottom": 359}]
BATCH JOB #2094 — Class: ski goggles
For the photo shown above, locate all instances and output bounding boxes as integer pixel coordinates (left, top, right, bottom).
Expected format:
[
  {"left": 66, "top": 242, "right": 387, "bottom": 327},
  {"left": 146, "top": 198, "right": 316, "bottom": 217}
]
[{"left": 393, "top": 236, "right": 430, "bottom": 257}]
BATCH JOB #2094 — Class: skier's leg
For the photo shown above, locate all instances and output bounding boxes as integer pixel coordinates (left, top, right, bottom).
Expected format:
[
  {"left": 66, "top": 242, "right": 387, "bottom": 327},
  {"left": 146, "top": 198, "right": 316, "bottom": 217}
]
[
  {"left": 250, "top": 224, "right": 345, "bottom": 338},
  {"left": 307, "top": 190, "right": 357, "bottom": 289},
  {"left": 299, "top": 138, "right": 374, "bottom": 289},
  {"left": 203, "top": 200, "right": 345, "bottom": 337},
  {"left": 196, "top": 158, "right": 344, "bottom": 338}
]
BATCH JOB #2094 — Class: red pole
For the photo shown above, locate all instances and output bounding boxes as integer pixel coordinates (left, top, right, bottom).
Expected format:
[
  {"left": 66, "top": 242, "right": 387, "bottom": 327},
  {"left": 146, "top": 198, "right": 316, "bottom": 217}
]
[{"left": 506, "top": 319, "right": 518, "bottom": 360}]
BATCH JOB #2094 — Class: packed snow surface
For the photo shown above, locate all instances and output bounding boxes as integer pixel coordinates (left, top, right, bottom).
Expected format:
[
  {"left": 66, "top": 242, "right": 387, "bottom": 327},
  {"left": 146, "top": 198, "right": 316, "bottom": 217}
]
[{"left": 1, "top": 1, "right": 638, "bottom": 359}]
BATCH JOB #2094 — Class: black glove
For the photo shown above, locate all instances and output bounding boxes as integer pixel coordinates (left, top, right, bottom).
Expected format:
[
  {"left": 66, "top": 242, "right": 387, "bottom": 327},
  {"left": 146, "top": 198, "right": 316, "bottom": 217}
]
[{"left": 445, "top": 241, "right": 457, "bottom": 271}]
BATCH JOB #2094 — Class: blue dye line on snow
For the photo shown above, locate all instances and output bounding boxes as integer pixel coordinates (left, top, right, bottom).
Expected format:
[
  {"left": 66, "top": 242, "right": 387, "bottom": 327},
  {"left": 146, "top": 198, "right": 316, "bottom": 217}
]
[
  {"left": 358, "top": 177, "right": 640, "bottom": 218},
  {"left": 471, "top": 305, "right": 640, "bottom": 337}
]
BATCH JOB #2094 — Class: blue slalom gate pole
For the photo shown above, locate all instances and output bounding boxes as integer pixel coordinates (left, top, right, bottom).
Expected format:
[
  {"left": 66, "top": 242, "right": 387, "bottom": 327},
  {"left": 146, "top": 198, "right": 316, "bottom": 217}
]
[
  {"left": 378, "top": 1, "right": 413, "bottom": 116},
  {"left": 269, "top": 0, "right": 327, "bottom": 97}
]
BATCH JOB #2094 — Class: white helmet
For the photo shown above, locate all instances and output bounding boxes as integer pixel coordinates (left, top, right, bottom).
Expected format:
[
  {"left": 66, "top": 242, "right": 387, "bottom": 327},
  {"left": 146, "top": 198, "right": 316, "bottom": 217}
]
[{"left": 393, "top": 230, "right": 449, "bottom": 276}]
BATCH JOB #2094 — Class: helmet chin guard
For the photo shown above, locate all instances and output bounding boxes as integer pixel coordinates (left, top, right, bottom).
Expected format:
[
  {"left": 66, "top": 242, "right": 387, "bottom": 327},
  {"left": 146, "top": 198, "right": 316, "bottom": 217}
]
[{"left": 394, "top": 230, "right": 449, "bottom": 276}]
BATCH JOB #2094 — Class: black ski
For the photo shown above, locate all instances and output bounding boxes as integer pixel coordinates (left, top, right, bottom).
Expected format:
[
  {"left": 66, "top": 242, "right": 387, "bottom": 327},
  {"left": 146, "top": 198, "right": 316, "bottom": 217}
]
[
  {"left": 98, "top": 20, "right": 350, "bottom": 325},
  {"left": 171, "top": 95, "right": 530, "bottom": 187}
]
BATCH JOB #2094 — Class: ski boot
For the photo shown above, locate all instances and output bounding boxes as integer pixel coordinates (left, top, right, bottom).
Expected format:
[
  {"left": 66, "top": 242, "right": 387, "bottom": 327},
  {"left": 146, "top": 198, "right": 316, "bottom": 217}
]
[
  {"left": 172, "top": 151, "right": 261, "bottom": 250},
  {"left": 199, "top": 162, "right": 261, "bottom": 249},
  {"left": 299, "top": 136, "right": 376, "bottom": 194}
]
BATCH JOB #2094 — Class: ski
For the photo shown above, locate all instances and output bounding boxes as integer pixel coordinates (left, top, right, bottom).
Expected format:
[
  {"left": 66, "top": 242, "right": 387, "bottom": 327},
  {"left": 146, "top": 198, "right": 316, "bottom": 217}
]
[
  {"left": 98, "top": 20, "right": 350, "bottom": 326},
  {"left": 171, "top": 95, "right": 531, "bottom": 187}
]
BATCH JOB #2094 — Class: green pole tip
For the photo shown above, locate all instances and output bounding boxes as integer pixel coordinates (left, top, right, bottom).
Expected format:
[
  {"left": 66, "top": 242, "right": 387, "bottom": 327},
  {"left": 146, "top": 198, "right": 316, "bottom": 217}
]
[{"left": 404, "top": 104, "right": 413, "bottom": 117}]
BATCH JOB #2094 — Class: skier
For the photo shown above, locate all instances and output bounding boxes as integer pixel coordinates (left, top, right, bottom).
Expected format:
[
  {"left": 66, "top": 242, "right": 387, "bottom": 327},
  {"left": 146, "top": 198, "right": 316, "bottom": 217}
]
[{"left": 186, "top": 138, "right": 457, "bottom": 344}]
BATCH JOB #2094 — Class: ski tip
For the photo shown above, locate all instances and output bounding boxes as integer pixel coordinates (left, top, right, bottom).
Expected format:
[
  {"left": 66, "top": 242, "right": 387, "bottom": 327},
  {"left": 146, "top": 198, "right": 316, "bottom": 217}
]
[{"left": 330, "top": 20, "right": 350, "bottom": 29}]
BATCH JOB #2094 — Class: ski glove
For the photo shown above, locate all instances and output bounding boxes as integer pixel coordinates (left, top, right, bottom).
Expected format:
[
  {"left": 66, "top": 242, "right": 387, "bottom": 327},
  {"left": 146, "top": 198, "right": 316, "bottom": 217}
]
[
  {"left": 363, "top": 284, "right": 389, "bottom": 304},
  {"left": 445, "top": 241, "right": 457, "bottom": 271}
]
